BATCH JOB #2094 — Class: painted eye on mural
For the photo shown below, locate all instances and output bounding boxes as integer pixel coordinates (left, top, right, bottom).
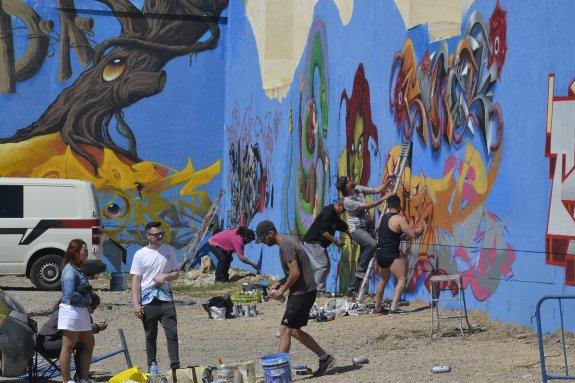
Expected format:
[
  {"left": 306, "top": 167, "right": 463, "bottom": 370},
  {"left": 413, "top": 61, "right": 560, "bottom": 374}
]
[
  {"left": 102, "top": 58, "right": 127, "bottom": 82},
  {"left": 102, "top": 195, "right": 129, "bottom": 219}
]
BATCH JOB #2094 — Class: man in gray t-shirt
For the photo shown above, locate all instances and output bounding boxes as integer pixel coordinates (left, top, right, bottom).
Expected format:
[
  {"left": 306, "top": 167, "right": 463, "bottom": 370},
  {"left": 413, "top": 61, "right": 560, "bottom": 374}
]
[
  {"left": 279, "top": 236, "right": 317, "bottom": 295},
  {"left": 337, "top": 176, "right": 393, "bottom": 295},
  {"left": 256, "top": 220, "right": 335, "bottom": 376}
]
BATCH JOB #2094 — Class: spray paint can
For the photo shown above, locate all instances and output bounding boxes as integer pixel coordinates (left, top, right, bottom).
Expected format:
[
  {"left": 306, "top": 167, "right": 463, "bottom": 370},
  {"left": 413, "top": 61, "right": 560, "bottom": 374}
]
[{"left": 432, "top": 365, "right": 451, "bottom": 373}]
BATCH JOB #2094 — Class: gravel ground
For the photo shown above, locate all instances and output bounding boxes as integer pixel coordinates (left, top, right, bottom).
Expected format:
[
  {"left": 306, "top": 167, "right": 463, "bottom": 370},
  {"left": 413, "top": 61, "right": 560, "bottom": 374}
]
[{"left": 1, "top": 274, "right": 571, "bottom": 382}]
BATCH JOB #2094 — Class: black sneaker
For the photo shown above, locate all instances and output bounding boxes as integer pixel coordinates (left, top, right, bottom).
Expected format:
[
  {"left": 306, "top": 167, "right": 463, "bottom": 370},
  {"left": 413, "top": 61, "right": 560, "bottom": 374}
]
[{"left": 315, "top": 355, "right": 335, "bottom": 376}]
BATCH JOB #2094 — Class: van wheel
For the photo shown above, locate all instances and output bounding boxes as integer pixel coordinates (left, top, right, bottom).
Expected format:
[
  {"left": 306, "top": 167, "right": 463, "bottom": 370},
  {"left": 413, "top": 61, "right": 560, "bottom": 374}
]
[{"left": 30, "top": 254, "right": 63, "bottom": 290}]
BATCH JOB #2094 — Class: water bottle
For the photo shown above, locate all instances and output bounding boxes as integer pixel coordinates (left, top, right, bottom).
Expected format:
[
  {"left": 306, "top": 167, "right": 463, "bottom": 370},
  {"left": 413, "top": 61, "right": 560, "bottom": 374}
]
[{"left": 148, "top": 362, "right": 160, "bottom": 383}]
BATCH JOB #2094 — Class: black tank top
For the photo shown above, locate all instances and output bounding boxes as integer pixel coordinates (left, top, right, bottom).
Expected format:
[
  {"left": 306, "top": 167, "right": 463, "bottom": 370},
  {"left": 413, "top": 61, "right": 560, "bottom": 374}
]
[{"left": 377, "top": 212, "right": 402, "bottom": 253}]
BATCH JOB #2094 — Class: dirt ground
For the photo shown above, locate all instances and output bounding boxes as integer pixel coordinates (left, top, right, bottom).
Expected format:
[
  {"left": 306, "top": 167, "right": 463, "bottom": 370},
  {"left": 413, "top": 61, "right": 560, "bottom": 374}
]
[{"left": 1, "top": 272, "right": 573, "bottom": 383}]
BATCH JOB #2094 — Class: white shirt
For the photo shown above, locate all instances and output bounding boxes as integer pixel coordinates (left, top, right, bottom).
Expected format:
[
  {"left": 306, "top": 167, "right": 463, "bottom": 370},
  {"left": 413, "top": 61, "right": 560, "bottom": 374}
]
[
  {"left": 130, "top": 244, "right": 178, "bottom": 304},
  {"left": 343, "top": 185, "right": 375, "bottom": 232}
]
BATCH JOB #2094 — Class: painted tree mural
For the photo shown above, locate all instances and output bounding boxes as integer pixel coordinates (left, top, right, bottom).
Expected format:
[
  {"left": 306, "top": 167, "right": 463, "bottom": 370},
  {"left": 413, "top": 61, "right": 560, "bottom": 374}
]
[
  {"left": 0, "top": 0, "right": 229, "bottom": 254},
  {"left": 1, "top": 0, "right": 228, "bottom": 172}
]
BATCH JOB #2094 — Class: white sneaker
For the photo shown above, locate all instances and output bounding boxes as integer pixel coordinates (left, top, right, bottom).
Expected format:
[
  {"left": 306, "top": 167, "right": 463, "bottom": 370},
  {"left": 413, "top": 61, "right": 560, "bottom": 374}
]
[
  {"left": 65, "top": 380, "right": 75, "bottom": 383},
  {"left": 79, "top": 379, "right": 95, "bottom": 383}
]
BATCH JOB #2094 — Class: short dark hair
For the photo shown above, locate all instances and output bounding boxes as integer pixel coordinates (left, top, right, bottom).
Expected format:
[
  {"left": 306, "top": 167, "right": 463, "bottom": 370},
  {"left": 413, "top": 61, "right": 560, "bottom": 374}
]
[
  {"left": 236, "top": 227, "right": 256, "bottom": 243},
  {"left": 336, "top": 176, "right": 349, "bottom": 196},
  {"left": 334, "top": 198, "right": 346, "bottom": 210},
  {"left": 255, "top": 220, "right": 277, "bottom": 243},
  {"left": 387, "top": 194, "right": 401, "bottom": 210},
  {"left": 145, "top": 221, "right": 162, "bottom": 232}
]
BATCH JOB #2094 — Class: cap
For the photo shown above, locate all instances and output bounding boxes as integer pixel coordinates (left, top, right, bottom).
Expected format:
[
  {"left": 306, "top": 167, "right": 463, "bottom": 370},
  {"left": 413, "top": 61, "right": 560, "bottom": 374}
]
[
  {"left": 255, "top": 220, "right": 276, "bottom": 243},
  {"left": 336, "top": 176, "right": 348, "bottom": 192}
]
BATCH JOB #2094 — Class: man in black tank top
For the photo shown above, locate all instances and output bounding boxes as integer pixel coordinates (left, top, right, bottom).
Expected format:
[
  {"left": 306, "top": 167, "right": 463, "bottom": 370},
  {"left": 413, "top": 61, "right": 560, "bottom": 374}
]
[{"left": 374, "top": 195, "right": 423, "bottom": 314}]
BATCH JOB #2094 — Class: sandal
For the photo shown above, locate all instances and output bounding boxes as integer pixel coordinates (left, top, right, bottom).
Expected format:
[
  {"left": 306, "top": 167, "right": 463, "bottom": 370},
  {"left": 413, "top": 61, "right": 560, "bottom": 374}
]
[
  {"left": 388, "top": 307, "right": 406, "bottom": 314},
  {"left": 375, "top": 306, "right": 389, "bottom": 315}
]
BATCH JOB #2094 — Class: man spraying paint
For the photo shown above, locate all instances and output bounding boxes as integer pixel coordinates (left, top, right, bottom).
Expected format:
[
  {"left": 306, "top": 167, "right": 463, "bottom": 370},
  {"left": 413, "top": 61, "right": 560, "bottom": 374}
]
[
  {"left": 256, "top": 220, "right": 335, "bottom": 376},
  {"left": 301, "top": 199, "right": 351, "bottom": 296},
  {"left": 336, "top": 176, "right": 394, "bottom": 297},
  {"left": 374, "top": 194, "right": 424, "bottom": 314}
]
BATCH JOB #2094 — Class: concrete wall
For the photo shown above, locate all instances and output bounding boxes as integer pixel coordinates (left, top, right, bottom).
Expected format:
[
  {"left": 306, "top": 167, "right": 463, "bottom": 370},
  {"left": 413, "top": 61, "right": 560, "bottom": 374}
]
[
  {"left": 222, "top": 0, "right": 575, "bottom": 329},
  {"left": 0, "top": 0, "right": 228, "bottom": 268}
]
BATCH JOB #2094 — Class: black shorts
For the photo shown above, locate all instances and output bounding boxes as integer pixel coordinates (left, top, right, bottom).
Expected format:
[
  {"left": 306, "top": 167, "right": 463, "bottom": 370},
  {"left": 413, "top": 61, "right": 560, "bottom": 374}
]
[
  {"left": 375, "top": 248, "right": 400, "bottom": 269},
  {"left": 281, "top": 290, "right": 316, "bottom": 329}
]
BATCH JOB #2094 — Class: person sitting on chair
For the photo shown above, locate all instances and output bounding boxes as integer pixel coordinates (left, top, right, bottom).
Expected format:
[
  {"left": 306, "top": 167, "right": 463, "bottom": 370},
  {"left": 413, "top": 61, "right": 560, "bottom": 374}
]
[
  {"left": 208, "top": 227, "right": 259, "bottom": 282},
  {"left": 37, "top": 292, "right": 107, "bottom": 371}
]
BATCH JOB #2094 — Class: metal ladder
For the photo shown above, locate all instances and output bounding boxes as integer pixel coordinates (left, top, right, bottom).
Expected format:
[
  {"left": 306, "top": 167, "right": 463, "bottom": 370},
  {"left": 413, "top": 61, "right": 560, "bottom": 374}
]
[
  {"left": 179, "top": 189, "right": 223, "bottom": 271},
  {"left": 356, "top": 142, "right": 412, "bottom": 302}
]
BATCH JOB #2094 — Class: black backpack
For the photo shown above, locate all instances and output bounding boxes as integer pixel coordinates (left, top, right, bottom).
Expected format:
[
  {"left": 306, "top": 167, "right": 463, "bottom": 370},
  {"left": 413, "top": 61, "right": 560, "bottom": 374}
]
[{"left": 201, "top": 294, "right": 234, "bottom": 318}]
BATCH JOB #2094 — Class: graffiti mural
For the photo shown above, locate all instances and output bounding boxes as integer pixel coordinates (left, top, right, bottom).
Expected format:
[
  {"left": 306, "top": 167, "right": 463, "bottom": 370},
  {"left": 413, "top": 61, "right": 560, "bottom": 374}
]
[
  {"left": 0, "top": 0, "right": 229, "bottom": 249},
  {"left": 387, "top": 3, "right": 514, "bottom": 301},
  {"left": 336, "top": 63, "right": 379, "bottom": 291},
  {"left": 284, "top": 19, "right": 330, "bottom": 236},
  {"left": 545, "top": 74, "right": 575, "bottom": 286},
  {"left": 227, "top": 103, "right": 280, "bottom": 227},
  {"left": 390, "top": 3, "right": 505, "bottom": 154}
]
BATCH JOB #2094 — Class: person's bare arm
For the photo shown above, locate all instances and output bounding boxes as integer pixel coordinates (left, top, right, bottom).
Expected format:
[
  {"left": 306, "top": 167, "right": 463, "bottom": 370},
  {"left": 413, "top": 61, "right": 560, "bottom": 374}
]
[
  {"left": 372, "top": 177, "right": 395, "bottom": 194},
  {"left": 237, "top": 252, "right": 258, "bottom": 269},
  {"left": 278, "top": 260, "right": 300, "bottom": 295},
  {"left": 153, "top": 270, "right": 180, "bottom": 286},
  {"left": 321, "top": 231, "right": 344, "bottom": 247},
  {"left": 399, "top": 216, "right": 424, "bottom": 239},
  {"left": 355, "top": 197, "right": 385, "bottom": 211},
  {"left": 131, "top": 275, "right": 143, "bottom": 319}
]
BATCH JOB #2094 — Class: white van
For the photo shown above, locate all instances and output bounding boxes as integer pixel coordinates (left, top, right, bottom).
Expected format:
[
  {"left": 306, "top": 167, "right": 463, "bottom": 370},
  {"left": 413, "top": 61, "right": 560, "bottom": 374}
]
[{"left": 0, "top": 178, "right": 105, "bottom": 290}]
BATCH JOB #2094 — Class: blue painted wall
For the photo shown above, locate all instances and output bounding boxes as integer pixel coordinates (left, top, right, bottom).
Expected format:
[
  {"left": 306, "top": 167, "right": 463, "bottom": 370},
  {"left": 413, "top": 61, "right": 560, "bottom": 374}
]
[
  {"left": 222, "top": 0, "right": 575, "bottom": 330},
  {"left": 0, "top": 0, "right": 227, "bottom": 269}
]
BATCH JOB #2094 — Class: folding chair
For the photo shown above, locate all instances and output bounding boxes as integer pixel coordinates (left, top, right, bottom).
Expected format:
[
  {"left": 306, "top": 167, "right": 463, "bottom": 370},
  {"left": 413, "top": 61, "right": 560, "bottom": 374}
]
[{"left": 25, "top": 329, "right": 132, "bottom": 382}]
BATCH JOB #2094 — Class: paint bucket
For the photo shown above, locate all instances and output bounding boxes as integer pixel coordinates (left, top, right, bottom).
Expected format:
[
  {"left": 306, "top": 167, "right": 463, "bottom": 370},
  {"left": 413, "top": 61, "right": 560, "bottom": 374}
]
[
  {"left": 110, "top": 272, "right": 127, "bottom": 291},
  {"left": 238, "top": 361, "right": 256, "bottom": 383},
  {"left": 261, "top": 352, "right": 291, "bottom": 383}
]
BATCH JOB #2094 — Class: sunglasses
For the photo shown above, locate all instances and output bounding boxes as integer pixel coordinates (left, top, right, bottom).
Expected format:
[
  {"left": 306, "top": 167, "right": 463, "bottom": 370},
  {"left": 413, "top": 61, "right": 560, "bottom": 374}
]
[{"left": 147, "top": 231, "right": 165, "bottom": 238}]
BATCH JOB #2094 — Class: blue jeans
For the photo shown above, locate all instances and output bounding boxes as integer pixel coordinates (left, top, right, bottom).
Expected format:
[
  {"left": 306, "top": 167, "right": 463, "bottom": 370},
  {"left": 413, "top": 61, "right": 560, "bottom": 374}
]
[{"left": 347, "top": 229, "right": 377, "bottom": 292}]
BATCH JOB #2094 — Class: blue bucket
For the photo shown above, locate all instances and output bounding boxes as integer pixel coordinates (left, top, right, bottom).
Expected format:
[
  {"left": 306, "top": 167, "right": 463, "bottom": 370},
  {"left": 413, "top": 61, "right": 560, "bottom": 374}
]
[
  {"left": 261, "top": 352, "right": 291, "bottom": 383},
  {"left": 110, "top": 272, "right": 127, "bottom": 291}
]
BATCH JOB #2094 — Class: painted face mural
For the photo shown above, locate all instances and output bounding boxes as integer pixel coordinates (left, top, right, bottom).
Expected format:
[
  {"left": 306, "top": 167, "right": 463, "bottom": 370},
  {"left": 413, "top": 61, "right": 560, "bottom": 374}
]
[
  {"left": 545, "top": 75, "right": 575, "bottom": 286},
  {"left": 386, "top": 3, "right": 513, "bottom": 301},
  {"left": 0, "top": 1, "right": 229, "bottom": 254},
  {"left": 337, "top": 63, "right": 379, "bottom": 291},
  {"left": 284, "top": 19, "right": 330, "bottom": 236},
  {"left": 226, "top": 103, "right": 279, "bottom": 227}
]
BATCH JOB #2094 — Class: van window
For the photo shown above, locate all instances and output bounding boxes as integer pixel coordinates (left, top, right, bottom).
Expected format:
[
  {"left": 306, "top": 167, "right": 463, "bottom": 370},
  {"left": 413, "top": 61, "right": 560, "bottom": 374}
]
[
  {"left": 24, "top": 186, "right": 79, "bottom": 218},
  {"left": 0, "top": 185, "right": 24, "bottom": 218}
]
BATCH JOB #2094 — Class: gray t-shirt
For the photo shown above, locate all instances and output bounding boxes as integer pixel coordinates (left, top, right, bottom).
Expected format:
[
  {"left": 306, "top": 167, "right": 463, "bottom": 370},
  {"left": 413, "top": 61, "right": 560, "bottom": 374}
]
[
  {"left": 343, "top": 185, "right": 375, "bottom": 232},
  {"left": 279, "top": 237, "right": 317, "bottom": 295}
]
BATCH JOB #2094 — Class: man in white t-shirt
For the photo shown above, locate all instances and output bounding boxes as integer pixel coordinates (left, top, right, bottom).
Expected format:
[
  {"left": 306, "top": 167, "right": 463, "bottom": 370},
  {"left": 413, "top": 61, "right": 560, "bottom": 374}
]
[
  {"left": 130, "top": 221, "right": 180, "bottom": 374},
  {"left": 336, "top": 176, "right": 392, "bottom": 296}
]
